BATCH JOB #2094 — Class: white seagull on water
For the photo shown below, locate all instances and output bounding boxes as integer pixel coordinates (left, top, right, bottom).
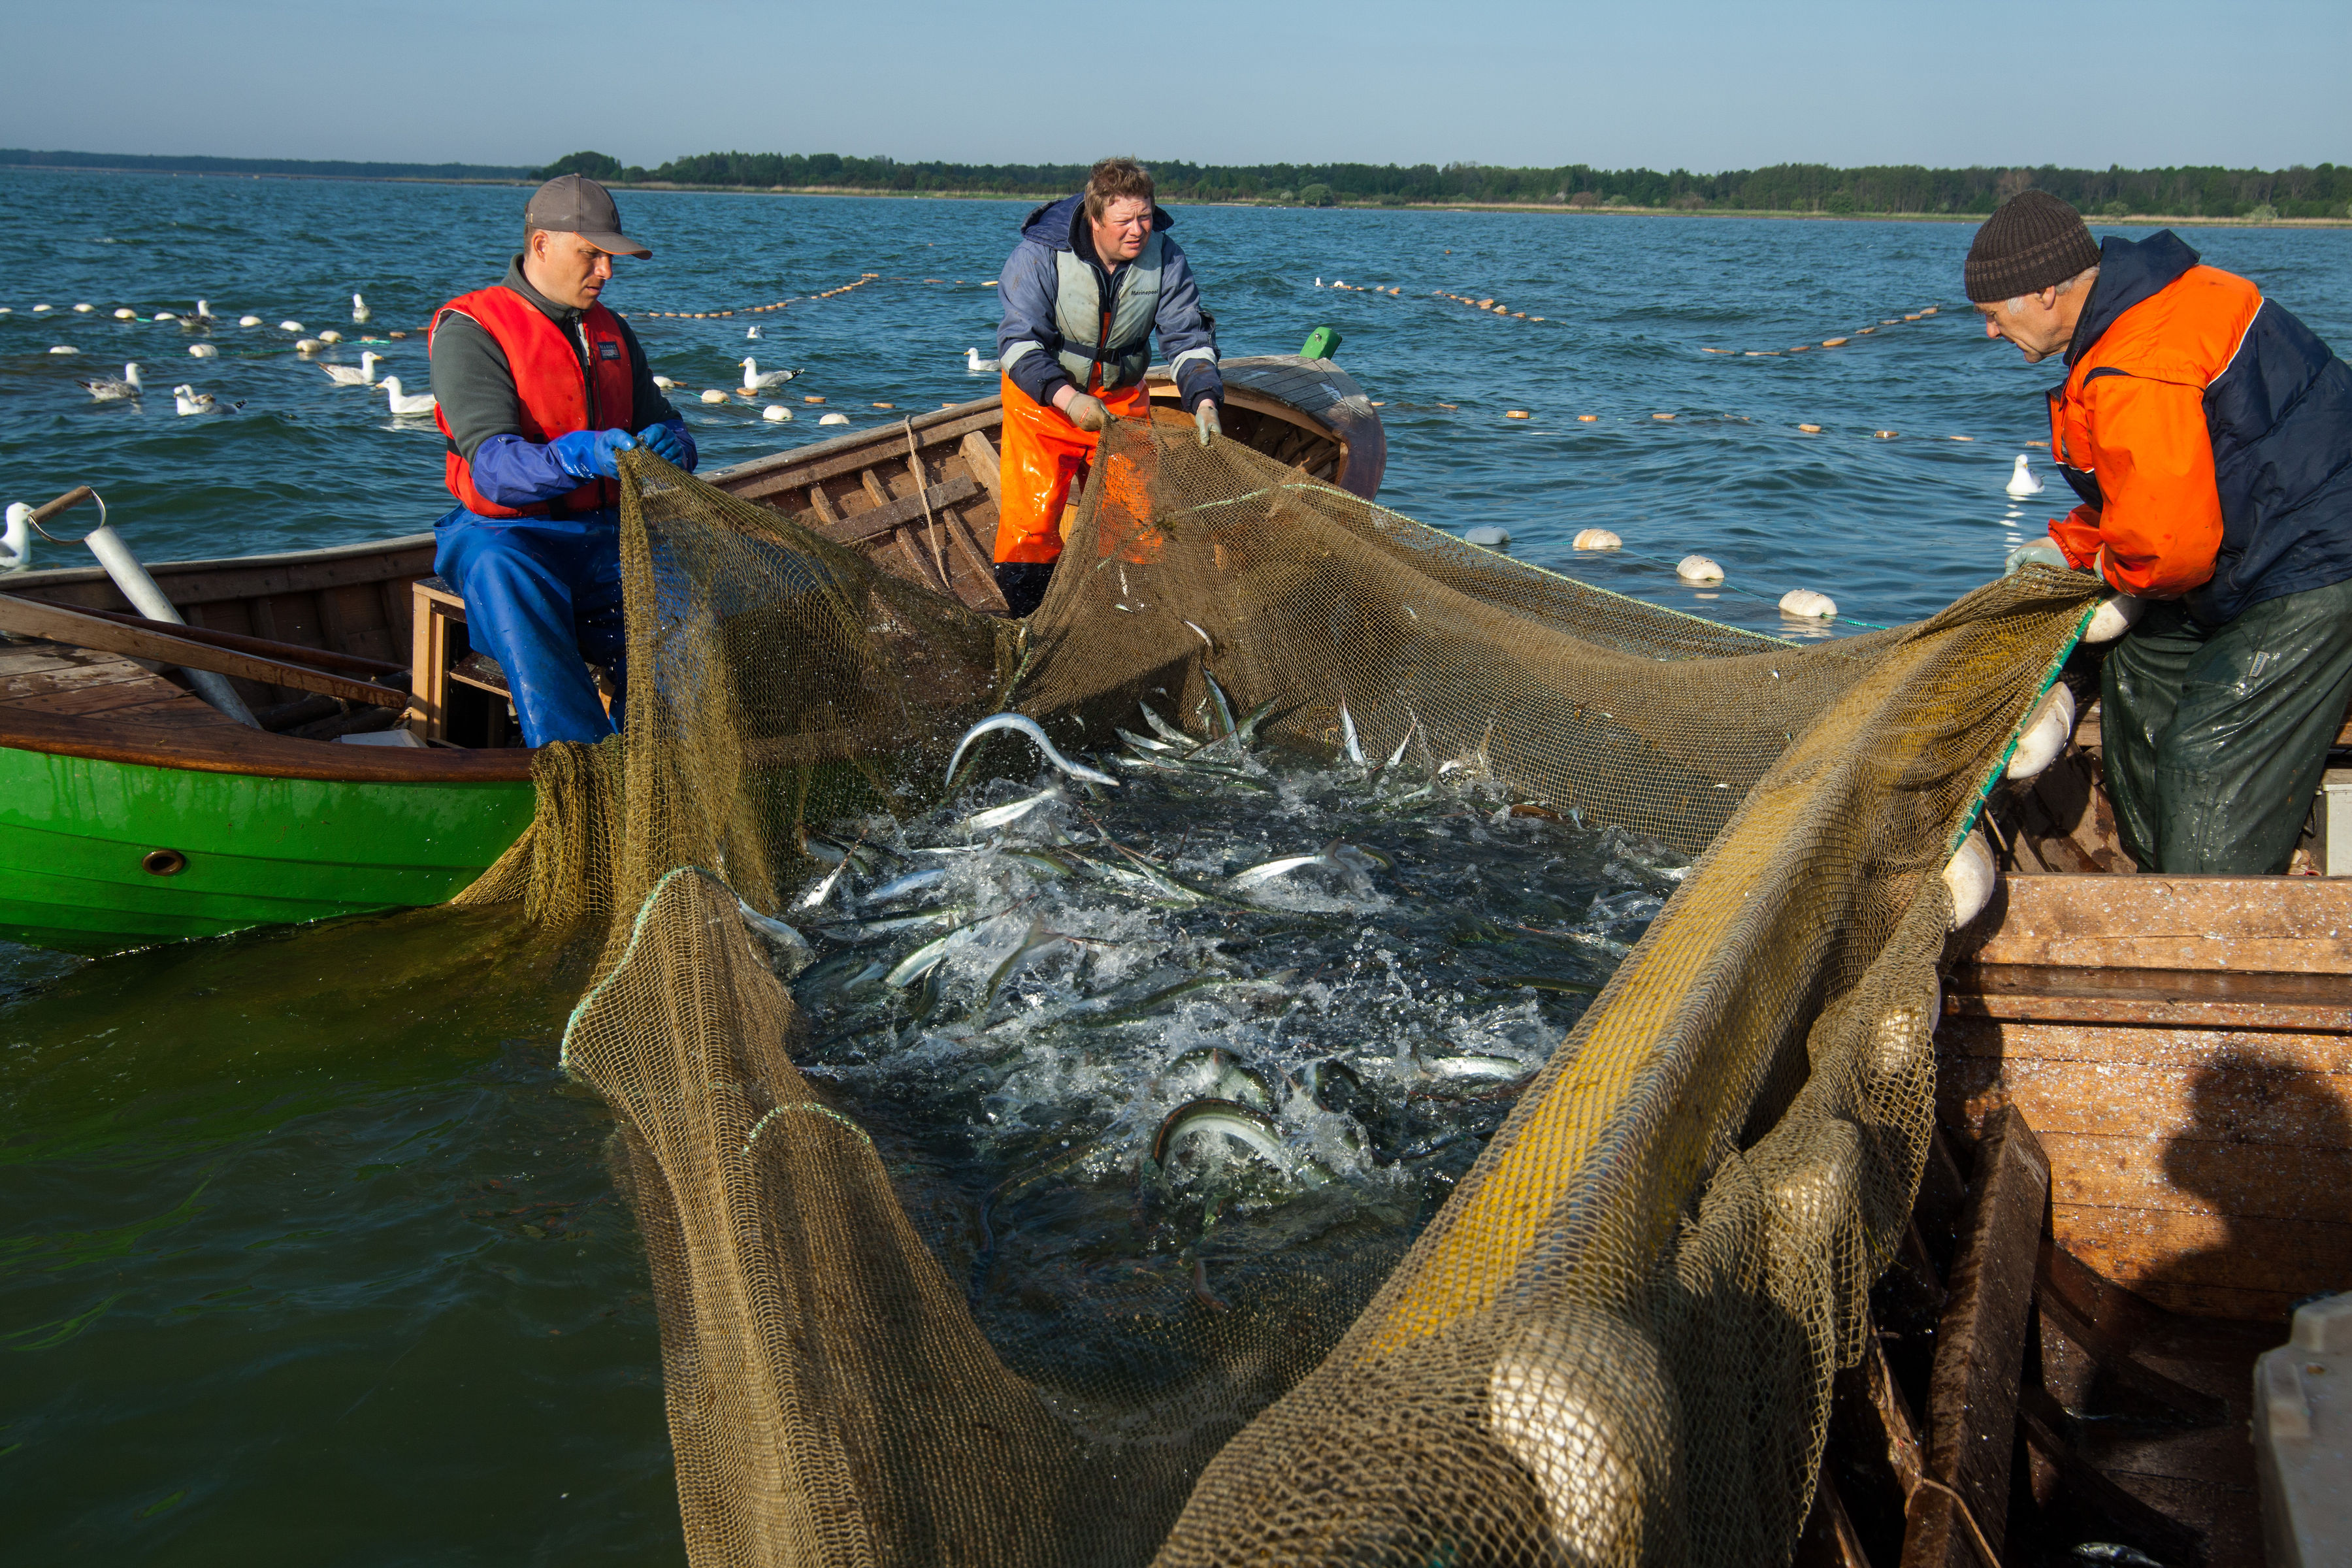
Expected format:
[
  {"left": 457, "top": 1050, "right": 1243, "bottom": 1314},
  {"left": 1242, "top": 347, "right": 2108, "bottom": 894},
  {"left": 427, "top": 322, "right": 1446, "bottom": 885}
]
[
  {"left": 738, "top": 357, "right": 796, "bottom": 393},
  {"left": 80, "top": 363, "right": 143, "bottom": 399},
  {"left": 173, "top": 384, "right": 243, "bottom": 416},
  {"left": 966, "top": 347, "right": 1000, "bottom": 373},
  {"left": 322, "top": 351, "right": 385, "bottom": 387},
  {"left": 2006, "top": 453, "right": 2045, "bottom": 497},
  {"left": 380, "top": 376, "right": 437, "bottom": 416},
  {"left": 352, "top": 293, "right": 371, "bottom": 323}
]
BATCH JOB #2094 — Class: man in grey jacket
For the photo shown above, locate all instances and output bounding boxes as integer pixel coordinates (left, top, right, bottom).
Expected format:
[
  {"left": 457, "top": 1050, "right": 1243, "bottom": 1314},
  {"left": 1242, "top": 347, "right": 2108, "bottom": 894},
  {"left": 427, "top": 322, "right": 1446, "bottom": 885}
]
[{"left": 989, "top": 157, "right": 1223, "bottom": 614}]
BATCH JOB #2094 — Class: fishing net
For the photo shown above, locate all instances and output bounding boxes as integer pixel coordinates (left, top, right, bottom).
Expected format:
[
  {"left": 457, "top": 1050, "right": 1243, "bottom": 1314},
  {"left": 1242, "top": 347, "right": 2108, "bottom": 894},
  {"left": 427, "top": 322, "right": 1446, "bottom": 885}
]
[{"left": 470, "top": 414, "right": 2099, "bottom": 1567}]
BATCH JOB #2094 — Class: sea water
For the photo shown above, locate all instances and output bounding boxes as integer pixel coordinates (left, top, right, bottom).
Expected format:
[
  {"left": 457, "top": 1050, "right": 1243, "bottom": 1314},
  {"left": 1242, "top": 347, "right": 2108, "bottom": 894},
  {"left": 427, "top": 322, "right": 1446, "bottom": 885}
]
[{"left": 4, "top": 168, "right": 2350, "bottom": 1558}]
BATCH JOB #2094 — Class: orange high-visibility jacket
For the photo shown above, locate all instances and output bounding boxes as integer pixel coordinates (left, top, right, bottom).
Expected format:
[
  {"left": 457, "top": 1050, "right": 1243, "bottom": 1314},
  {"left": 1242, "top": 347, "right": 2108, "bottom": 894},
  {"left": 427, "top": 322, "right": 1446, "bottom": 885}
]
[
  {"left": 2045, "top": 231, "right": 2352, "bottom": 623},
  {"left": 431, "top": 286, "right": 635, "bottom": 519}
]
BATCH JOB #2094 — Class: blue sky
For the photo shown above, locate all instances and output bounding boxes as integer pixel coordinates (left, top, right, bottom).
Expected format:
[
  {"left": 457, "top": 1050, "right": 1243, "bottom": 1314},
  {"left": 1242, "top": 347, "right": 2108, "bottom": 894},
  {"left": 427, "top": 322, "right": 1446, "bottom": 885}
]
[{"left": 5, "top": 0, "right": 2345, "bottom": 172}]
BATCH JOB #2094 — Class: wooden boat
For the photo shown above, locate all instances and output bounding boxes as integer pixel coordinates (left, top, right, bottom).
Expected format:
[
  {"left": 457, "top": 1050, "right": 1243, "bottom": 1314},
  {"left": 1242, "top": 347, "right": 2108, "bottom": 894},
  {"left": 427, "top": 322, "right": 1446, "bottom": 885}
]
[
  {"left": 1800, "top": 691, "right": 2352, "bottom": 1568},
  {"left": 0, "top": 357, "right": 1383, "bottom": 955}
]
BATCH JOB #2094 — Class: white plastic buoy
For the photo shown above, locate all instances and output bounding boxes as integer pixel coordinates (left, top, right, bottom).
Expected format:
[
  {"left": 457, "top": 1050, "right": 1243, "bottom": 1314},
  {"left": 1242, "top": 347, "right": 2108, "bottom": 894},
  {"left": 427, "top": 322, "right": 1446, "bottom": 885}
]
[
  {"left": 2, "top": 503, "right": 33, "bottom": 570},
  {"left": 1778, "top": 588, "right": 1838, "bottom": 619},
  {"left": 1464, "top": 525, "right": 1511, "bottom": 551},
  {"left": 653, "top": 376, "right": 678, "bottom": 389},
  {"left": 154, "top": 312, "right": 176, "bottom": 322},
  {"left": 762, "top": 404, "right": 793, "bottom": 422},
  {"left": 112, "top": 308, "right": 137, "bottom": 319},
  {"left": 700, "top": 389, "right": 730, "bottom": 404},
  {"left": 1942, "top": 828, "right": 1996, "bottom": 930},
  {"left": 2082, "top": 594, "right": 2145, "bottom": 645},
  {"left": 31, "top": 303, "right": 51, "bottom": 312},
  {"left": 966, "top": 346, "right": 1000, "bottom": 373},
  {"left": 351, "top": 292, "right": 370, "bottom": 323},
  {"left": 319, "top": 330, "right": 342, "bottom": 344},
  {"left": 1573, "top": 528, "right": 1622, "bottom": 550},
  {"left": 278, "top": 319, "right": 302, "bottom": 333},
  {"left": 187, "top": 343, "right": 217, "bottom": 358},
  {"left": 2006, "top": 683, "right": 2078, "bottom": 780},
  {"left": 47, "top": 345, "right": 78, "bottom": 355},
  {"left": 2006, "top": 453, "right": 2044, "bottom": 497},
  {"left": 72, "top": 302, "right": 93, "bottom": 314},
  {"left": 1676, "top": 554, "right": 1724, "bottom": 583},
  {"left": 295, "top": 338, "right": 323, "bottom": 354},
  {"left": 238, "top": 315, "right": 261, "bottom": 327},
  {"left": 380, "top": 376, "right": 436, "bottom": 416},
  {"left": 818, "top": 412, "right": 850, "bottom": 425}
]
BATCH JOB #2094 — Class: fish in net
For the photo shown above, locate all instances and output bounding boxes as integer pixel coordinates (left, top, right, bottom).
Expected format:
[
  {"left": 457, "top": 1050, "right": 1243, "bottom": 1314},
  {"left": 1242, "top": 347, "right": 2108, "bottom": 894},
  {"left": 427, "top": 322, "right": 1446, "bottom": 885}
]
[{"left": 460, "top": 415, "right": 2099, "bottom": 1565}]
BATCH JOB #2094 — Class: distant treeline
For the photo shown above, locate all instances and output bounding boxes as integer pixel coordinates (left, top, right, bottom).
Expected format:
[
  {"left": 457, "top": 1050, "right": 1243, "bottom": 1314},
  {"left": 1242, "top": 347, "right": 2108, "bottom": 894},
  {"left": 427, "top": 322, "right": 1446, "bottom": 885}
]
[
  {"left": 542, "top": 149, "right": 2352, "bottom": 219},
  {"left": 0, "top": 148, "right": 534, "bottom": 182}
]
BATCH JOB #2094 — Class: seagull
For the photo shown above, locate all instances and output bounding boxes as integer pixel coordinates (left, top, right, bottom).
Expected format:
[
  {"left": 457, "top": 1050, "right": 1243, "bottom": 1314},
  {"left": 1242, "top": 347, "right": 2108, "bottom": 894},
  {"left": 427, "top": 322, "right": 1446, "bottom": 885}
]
[
  {"left": 965, "top": 347, "right": 1000, "bottom": 373},
  {"left": 745, "top": 324, "right": 761, "bottom": 338},
  {"left": 172, "top": 383, "right": 242, "bottom": 416},
  {"left": 738, "top": 357, "right": 796, "bottom": 393},
  {"left": 79, "top": 363, "right": 142, "bottom": 400},
  {"left": 351, "top": 293, "right": 371, "bottom": 323},
  {"left": 2, "top": 503, "right": 31, "bottom": 570},
  {"left": 322, "top": 351, "right": 385, "bottom": 386},
  {"left": 380, "top": 376, "right": 436, "bottom": 416},
  {"left": 2006, "top": 453, "right": 2044, "bottom": 497},
  {"left": 182, "top": 301, "right": 214, "bottom": 329}
]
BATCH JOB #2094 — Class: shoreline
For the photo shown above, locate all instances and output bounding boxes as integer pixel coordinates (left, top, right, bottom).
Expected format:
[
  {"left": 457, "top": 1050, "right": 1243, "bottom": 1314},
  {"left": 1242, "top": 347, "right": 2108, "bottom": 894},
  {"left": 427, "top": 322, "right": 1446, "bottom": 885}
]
[{"left": 3, "top": 164, "right": 2343, "bottom": 228}]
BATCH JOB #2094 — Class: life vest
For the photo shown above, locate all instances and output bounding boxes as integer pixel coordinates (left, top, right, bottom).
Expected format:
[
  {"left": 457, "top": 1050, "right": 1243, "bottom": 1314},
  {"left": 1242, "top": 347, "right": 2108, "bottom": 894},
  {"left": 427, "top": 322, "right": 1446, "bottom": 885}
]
[
  {"left": 1050, "top": 231, "right": 1164, "bottom": 391},
  {"left": 431, "top": 286, "right": 635, "bottom": 518}
]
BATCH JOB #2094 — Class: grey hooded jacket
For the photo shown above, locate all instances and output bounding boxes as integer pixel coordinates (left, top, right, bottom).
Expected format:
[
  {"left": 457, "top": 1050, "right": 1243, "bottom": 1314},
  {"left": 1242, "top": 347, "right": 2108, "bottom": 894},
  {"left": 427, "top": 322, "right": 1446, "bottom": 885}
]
[{"left": 994, "top": 194, "right": 1222, "bottom": 412}]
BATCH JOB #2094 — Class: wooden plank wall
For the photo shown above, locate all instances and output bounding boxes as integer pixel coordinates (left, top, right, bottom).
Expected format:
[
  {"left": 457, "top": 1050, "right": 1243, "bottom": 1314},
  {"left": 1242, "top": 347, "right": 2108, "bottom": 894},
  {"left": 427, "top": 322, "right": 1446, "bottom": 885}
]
[{"left": 1939, "top": 874, "right": 2352, "bottom": 1323}]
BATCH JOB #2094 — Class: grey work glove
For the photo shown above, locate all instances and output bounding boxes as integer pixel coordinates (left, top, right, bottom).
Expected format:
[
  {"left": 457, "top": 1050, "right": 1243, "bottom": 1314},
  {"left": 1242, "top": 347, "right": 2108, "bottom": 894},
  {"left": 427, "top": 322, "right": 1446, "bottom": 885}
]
[
  {"left": 2004, "top": 536, "right": 2070, "bottom": 576},
  {"left": 1062, "top": 391, "right": 1110, "bottom": 433},
  {"left": 1195, "top": 400, "right": 1222, "bottom": 447}
]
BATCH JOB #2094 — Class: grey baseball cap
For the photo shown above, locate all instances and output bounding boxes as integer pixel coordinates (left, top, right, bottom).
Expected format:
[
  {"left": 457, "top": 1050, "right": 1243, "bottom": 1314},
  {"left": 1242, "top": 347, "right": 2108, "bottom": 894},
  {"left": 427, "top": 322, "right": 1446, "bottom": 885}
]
[{"left": 523, "top": 174, "right": 651, "bottom": 258}]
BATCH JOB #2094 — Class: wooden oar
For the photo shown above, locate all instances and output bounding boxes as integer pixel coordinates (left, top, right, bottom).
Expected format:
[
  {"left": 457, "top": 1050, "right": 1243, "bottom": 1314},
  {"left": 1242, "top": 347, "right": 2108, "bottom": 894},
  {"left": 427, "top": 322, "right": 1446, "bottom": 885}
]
[
  {"left": 62, "top": 603, "right": 406, "bottom": 677},
  {"left": 0, "top": 592, "right": 410, "bottom": 709}
]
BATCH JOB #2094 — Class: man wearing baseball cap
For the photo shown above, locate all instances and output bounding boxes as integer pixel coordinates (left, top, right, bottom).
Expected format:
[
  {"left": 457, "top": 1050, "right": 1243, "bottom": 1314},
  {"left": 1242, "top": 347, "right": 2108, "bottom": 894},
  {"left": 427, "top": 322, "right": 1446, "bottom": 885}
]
[
  {"left": 1969, "top": 190, "right": 2352, "bottom": 873},
  {"left": 428, "top": 172, "right": 694, "bottom": 748}
]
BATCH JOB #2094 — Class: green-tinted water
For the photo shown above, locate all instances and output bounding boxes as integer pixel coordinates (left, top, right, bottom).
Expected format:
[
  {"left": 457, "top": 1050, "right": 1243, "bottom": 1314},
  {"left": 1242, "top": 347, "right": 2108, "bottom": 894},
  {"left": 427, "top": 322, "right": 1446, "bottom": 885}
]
[{"left": 0, "top": 910, "right": 683, "bottom": 1563}]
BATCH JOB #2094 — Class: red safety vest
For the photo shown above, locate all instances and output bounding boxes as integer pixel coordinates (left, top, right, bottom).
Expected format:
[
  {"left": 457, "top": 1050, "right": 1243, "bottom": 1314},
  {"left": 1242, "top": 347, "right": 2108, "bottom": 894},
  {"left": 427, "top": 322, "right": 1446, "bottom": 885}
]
[{"left": 431, "top": 286, "right": 636, "bottom": 517}]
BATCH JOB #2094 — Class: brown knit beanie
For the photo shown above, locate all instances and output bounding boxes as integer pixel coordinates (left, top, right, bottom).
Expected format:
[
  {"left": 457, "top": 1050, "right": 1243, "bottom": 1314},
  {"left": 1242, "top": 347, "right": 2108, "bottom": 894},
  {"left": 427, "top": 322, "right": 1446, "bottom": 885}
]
[{"left": 1964, "top": 191, "right": 2102, "bottom": 302}]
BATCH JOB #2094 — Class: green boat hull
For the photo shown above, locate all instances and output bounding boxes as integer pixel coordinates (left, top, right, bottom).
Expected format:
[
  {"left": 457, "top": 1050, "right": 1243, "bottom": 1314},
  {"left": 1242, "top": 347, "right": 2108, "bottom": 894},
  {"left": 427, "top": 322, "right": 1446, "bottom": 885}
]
[{"left": 0, "top": 743, "right": 534, "bottom": 955}]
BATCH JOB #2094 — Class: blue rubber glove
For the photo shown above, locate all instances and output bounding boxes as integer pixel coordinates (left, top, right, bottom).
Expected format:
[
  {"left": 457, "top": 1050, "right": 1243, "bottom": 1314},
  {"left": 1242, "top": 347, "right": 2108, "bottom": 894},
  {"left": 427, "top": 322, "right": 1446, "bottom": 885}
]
[
  {"left": 636, "top": 420, "right": 689, "bottom": 466},
  {"left": 549, "top": 427, "right": 636, "bottom": 480},
  {"left": 2004, "top": 536, "right": 2070, "bottom": 576}
]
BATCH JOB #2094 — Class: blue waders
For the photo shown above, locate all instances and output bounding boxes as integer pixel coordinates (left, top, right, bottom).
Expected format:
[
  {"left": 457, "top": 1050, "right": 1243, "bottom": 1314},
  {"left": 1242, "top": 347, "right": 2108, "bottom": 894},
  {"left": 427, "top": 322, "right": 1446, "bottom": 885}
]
[{"left": 433, "top": 507, "right": 627, "bottom": 748}]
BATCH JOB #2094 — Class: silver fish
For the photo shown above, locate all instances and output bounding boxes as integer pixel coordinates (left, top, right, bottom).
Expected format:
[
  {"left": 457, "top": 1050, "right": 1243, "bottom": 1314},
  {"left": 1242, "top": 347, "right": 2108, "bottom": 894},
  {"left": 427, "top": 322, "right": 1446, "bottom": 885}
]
[
  {"left": 866, "top": 866, "right": 949, "bottom": 905},
  {"left": 2070, "top": 1548, "right": 2168, "bottom": 1568},
  {"left": 1339, "top": 701, "right": 1364, "bottom": 765},
  {"left": 1425, "top": 1054, "right": 1532, "bottom": 1081},
  {"left": 961, "top": 786, "right": 1062, "bottom": 833},
  {"left": 1203, "top": 670, "right": 1238, "bottom": 739},
  {"left": 1384, "top": 714, "right": 1420, "bottom": 770},
  {"left": 816, "top": 906, "right": 971, "bottom": 944},
  {"left": 984, "top": 919, "right": 1076, "bottom": 1001},
  {"left": 947, "top": 712, "right": 1120, "bottom": 789},
  {"left": 1150, "top": 1098, "right": 1294, "bottom": 1172},
  {"left": 798, "top": 851, "right": 856, "bottom": 911},
  {"left": 1136, "top": 700, "right": 1198, "bottom": 750},
  {"left": 885, "top": 919, "right": 988, "bottom": 987},
  {"left": 1229, "top": 838, "right": 1382, "bottom": 890},
  {"left": 1116, "top": 727, "right": 1181, "bottom": 754},
  {"left": 736, "top": 900, "right": 815, "bottom": 978}
]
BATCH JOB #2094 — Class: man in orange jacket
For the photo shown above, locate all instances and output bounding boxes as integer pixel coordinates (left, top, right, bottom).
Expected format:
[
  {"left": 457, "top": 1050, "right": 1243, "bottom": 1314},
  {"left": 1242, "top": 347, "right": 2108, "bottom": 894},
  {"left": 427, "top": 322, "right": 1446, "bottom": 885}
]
[
  {"left": 1970, "top": 191, "right": 2352, "bottom": 873},
  {"left": 990, "top": 157, "right": 1224, "bottom": 615}
]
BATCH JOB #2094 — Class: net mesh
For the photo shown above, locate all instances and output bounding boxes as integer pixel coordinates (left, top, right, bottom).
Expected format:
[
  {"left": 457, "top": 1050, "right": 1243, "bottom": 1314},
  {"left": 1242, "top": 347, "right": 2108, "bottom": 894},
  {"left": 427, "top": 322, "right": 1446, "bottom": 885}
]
[{"left": 474, "top": 417, "right": 2099, "bottom": 1566}]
